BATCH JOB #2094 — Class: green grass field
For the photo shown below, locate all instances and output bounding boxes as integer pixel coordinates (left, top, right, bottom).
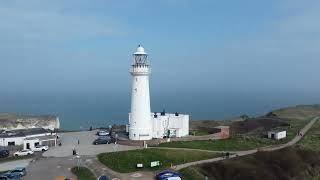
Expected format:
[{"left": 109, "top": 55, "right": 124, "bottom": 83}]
[
  {"left": 273, "top": 105, "right": 320, "bottom": 120},
  {"left": 298, "top": 118, "right": 320, "bottom": 151},
  {"left": 98, "top": 148, "right": 222, "bottom": 173},
  {"left": 71, "top": 167, "right": 96, "bottom": 180},
  {"left": 158, "top": 117, "right": 311, "bottom": 151},
  {"left": 158, "top": 135, "right": 281, "bottom": 151}
]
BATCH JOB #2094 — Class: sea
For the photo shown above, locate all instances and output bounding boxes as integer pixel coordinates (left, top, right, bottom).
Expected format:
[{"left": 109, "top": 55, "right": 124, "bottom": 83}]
[{"left": 0, "top": 90, "right": 319, "bottom": 130}]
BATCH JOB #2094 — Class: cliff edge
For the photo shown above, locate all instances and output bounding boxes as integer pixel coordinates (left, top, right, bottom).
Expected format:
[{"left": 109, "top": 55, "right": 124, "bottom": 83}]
[{"left": 0, "top": 113, "right": 60, "bottom": 130}]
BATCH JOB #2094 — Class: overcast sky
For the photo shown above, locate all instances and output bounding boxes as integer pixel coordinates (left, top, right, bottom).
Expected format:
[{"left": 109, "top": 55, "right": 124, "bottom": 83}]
[{"left": 1, "top": 0, "right": 319, "bottom": 95}]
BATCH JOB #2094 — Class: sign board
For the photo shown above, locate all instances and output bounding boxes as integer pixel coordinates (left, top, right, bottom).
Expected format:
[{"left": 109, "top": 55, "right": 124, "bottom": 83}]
[
  {"left": 136, "top": 164, "right": 143, "bottom": 168},
  {"left": 150, "top": 161, "right": 160, "bottom": 167}
]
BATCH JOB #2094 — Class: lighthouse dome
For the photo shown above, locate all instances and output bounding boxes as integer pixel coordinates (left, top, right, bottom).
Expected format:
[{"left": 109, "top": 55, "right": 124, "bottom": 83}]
[{"left": 134, "top": 45, "right": 147, "bottom": 55}]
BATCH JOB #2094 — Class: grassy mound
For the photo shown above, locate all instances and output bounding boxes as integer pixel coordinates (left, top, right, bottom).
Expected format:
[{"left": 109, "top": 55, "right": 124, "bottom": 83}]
[
  {"left": 98, "top": 148, "right": 222, "bottom": 173},
  {"left": 272, "top": 105, "right": 320, "bottom": 120},
  {"left": 180, "top": 147, "right": 320, "bottom": 180},
  {"left": 71, "top": 167, "right": 96, "bottom": 180},
  {"left": 298, "top": 118, "right": 320, "bottom": 151},
  {"left": 158, "top": 134, "right": 287, "bottom": 151}
]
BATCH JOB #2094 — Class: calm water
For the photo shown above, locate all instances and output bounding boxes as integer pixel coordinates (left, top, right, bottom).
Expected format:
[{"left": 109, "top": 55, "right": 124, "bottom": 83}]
[{"left": 0, "top": 91, "right": 319, "bottom": 130}]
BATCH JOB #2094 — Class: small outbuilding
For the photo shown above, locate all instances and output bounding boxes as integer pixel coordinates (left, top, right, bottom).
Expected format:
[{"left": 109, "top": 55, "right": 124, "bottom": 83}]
[
  {"left": 211, "top": 126, "right": 230, "bottom": 139},
  {"left": 268, "top": 130, "right": 286, "bottom": 140}
]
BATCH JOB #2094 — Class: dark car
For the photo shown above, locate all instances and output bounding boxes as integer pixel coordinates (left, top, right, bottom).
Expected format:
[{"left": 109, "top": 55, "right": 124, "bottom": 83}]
[
  {"left": 4, "top": 168, "right": 26, "bottom": 177},
  {"left": 98, "top": 175, "right": 109, "bottom": 180},
  {"left": 93, "top": 137, "right": 113, "bottom": 145},
  {"left": 0, "top": 150, "right": 9, "bottom": 158},
  {"left": 0, "top": 175, "right": 21, "bottom": 180},
  {"left": 156, "top": 170, "right": 182, "bottom": 180}
]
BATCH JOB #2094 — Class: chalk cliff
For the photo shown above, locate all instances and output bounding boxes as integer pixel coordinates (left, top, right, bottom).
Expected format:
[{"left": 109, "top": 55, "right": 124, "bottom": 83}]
[{"left": 0, "top": 113, "right": 60, "bottom": 130}]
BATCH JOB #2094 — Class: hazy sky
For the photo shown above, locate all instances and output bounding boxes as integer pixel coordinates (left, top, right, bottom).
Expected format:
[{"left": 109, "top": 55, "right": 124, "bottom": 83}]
[{"left": 1, "top": 0, "right": 319, "bottom": 95}]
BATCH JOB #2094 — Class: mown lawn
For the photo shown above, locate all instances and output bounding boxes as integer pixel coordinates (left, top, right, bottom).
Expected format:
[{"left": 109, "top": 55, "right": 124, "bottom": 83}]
[
  {"left": 71, "top": 167, "right": 96, "bottom": 180},
  {"left": 298, "top": 118, "right": 320, "bottom": 151},
  {"left": 98, "top": 148, "right": 222, "bottom": 173},
  {"left": 158, "top": 135, "right": 278, "bottom": 151}
]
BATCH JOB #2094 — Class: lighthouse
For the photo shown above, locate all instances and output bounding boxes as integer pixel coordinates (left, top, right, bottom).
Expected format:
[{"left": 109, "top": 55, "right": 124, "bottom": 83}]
[{"left": 128, "top": 45, "right": 153, "bottom": 140}]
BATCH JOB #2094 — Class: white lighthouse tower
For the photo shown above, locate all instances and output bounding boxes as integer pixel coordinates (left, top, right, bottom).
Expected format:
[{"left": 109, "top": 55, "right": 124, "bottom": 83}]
[{"left": 128, "top": 45, "right": 153, "bottom": 140}]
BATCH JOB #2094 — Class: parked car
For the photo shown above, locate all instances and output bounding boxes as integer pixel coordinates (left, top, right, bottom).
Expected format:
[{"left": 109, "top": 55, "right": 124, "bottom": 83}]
[
  {"left": 4, "top": 167, "right": 26, "bottom": 177},
  {"left": 93, "top": 137, "right": 112, "bottom": 145},
  {"left": 156, "top": 170, "right": 182, "bottom": 180},
  {"left": 97, "top": 130, "right": 109, "bottom": 136},
  {"left": 0, "top": 175, "right": 21, "bottom": 180},
  {"left": 14, "top": 149, "right": 34, "bottom": 156},
  {"left": 33, "top": 145, "right": 49, "bottom": 152},
  {"left": 0, "top": 150, "right": 9, "bottom": 158},
  {"left": 98, "top": 175, "right": 109, "bottom": 180},
  {"left": 54, "top": 177, "right": 72, "bottom": 180}
]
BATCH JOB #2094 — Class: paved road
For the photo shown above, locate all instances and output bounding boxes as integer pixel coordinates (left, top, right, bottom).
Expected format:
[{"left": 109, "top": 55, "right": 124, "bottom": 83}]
[
  {"left": 0, "top": 159, "right": 33, "bottom": 172},
  {"left": 24, "top": 130, "right": 141, "bottom": 180},
  {"left": 24, "top": 157, "right": 77, "bottom": 180}
]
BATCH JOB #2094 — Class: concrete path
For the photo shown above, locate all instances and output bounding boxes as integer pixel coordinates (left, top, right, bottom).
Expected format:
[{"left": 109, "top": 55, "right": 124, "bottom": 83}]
[{"left": 0, "top": 159, "right": 33, "bottom": 172}]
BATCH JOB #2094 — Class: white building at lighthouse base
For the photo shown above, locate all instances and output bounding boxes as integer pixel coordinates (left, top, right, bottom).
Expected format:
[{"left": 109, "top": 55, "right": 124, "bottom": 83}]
[
  {"left": 128, "top": 111, "right": 189, "bottom": 140},
  {"left": 152, "top": 112, "right": 189, "bottom": 139}
]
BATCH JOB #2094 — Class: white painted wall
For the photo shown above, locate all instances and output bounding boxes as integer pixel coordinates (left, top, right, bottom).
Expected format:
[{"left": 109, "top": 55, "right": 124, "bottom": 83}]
[
  {"left": 152, "top": 113, "right": 189, "bottom": 139},
  {"left": 268, "top": 131, "right": 286, "bottom": 140},
  {"left": 0, "top": 137, "right": 24, "bottom": 146},
  {"left": 129, "top": 47, "right": 152, "bottom": 141},
  {"left": 0, "top": 132, "right": 56, "bottom": 147},
  {"left": 24, "top": 139, "right": 40, "bottom": 150}
]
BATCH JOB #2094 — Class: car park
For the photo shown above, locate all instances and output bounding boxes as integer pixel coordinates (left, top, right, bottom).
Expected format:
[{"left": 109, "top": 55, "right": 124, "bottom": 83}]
[
  {"left": 33, "top": 145, "right": 49, "bottom": 152},
  {"left": 156, "top": 170, "right": 182, "bottom": 180},
  {"left": 0, "top": 150, "right": 9, "bottom": 158},
  {"left": 14, "top": 149, "right": 34, "bottom": 156}
]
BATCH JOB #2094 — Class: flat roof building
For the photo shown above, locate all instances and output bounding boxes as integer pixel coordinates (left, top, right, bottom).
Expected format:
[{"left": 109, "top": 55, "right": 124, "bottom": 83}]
[
  {"left": 0, "top": 128, "right": 57, "bottom": 149},
  {"left": 268, "top": 130, "right": 286, "bottom": 140}
]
